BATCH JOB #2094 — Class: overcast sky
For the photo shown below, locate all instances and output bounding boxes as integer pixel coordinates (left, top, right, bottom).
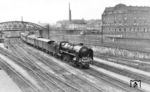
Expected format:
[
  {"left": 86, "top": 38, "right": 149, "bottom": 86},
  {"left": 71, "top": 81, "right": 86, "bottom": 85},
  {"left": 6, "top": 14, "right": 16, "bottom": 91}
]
[{"left": 1, "top": 0, "right": 150, "bottom": 24}]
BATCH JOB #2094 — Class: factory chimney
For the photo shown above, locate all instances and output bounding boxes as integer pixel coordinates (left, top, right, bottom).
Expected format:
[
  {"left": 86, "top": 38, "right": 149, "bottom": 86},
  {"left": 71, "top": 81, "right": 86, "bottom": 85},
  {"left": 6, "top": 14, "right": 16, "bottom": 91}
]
[{"left": 69, "top": 3, "right": 72, "bottom": 22}]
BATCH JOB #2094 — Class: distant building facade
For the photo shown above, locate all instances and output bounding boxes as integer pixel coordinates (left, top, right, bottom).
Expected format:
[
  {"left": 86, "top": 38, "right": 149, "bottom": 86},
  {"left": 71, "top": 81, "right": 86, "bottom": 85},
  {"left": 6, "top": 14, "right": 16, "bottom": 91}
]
[
  {"left": 86, "top": 19, "right": 102, "bottom": 31},
  {"left": 56, "top": 19, "right": 86, "bottom": 30},
  {"left": 56, "top": 19, "right": 102, "bottom": 34},
  {"left": 55, "top": 3, "right": 101, "bottom": 34},
  {"left": 102, "top": 4, "right": 150, "bottom": 39}
]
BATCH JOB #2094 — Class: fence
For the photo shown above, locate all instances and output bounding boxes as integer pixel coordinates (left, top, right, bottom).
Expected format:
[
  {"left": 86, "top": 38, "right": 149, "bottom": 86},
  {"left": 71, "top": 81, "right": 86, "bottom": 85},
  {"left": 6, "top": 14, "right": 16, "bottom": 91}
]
[{"left": 49, "top": 34, "right": 150, "bottom": 53}]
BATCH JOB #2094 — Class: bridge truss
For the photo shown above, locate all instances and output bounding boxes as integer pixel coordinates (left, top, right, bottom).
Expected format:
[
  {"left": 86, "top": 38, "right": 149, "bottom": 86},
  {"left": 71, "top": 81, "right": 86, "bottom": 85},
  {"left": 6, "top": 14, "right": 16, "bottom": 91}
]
[{"left": 0, "top": 21, "right": 47, "bottom": 31}]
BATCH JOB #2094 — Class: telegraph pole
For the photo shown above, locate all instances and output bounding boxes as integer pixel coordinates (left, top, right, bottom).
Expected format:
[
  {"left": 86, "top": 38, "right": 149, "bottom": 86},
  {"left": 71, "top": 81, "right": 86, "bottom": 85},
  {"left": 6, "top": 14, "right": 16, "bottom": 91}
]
[
  {"left": 101, "top": 16, "right": 103, "bottom": 44},
  {"left": 21, "top": 16, "right": 25, "bottom": 32},
  {"left": 47, "top": 24, "right": 50, "bottom": 39},
  {"left": 21, "top": 16, "right": 26, "bottom": 37},
  {"left": 21, "top": 16, "right": 23, "bottom": 22}
]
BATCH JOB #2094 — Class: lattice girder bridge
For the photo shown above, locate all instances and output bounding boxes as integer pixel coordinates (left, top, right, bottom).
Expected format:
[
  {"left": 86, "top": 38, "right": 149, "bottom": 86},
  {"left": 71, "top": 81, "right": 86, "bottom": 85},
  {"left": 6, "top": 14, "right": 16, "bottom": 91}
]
[{"left": 0, "top": 21, "right": 46, "bottom": 31}]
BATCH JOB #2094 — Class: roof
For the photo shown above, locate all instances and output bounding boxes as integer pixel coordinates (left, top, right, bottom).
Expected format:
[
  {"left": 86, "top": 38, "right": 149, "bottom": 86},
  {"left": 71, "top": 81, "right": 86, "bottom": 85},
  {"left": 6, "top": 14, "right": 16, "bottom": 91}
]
[
  {"left": 37, "top": 38, "right": 51, "bottom": 42},
  {"left": 71, "top": 19, "right": 86, "bottom": 24},
  {"left": 103, "top": 4, "right": 150, "bottom": 15}
]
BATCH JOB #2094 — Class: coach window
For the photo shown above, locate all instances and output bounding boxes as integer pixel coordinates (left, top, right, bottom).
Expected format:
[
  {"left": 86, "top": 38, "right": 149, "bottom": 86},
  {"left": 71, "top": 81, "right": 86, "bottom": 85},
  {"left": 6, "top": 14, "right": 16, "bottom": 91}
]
[{"left": 9, "top": 25, "right": 12, "bottom": 28}]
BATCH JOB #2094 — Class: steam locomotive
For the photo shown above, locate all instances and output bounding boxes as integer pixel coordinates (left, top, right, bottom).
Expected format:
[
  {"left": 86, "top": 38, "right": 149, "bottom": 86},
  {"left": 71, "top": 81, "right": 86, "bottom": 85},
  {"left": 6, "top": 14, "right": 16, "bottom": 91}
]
[{"left": 20, "top": 33, "right": 93, "bottom": 68}]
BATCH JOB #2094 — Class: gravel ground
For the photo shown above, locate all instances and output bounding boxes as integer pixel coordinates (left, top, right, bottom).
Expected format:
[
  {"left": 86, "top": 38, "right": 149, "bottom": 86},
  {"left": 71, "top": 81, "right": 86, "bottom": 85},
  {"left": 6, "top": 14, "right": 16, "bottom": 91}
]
[{"left": 0, "top": 69, "right": 22, "bottom": 92}]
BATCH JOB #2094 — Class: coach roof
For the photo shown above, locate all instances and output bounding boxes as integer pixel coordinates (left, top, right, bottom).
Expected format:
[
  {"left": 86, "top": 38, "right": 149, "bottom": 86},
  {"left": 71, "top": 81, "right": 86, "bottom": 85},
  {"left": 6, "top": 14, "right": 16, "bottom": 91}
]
[{"left": 37, "top": 38, "right": 51, "bottom": 42}]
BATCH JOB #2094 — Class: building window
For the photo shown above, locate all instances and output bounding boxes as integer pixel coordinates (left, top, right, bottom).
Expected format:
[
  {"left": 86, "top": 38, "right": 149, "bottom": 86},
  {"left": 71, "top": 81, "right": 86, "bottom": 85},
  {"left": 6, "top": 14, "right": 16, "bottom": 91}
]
[
  {"left": 130, "top": 28, "right": 132, "bottom": 32},
  {"left": 119, "top": 20, "right": 121, "bottom": 23},
  {"left": 124, "top": 28, "right": 126, "bottom": 32},
  {"left": 119, "top": 28, "right": 121, "bottom": 31},
  {"left": 134, "top": 28, "right": 136, "bottom": 32},
  {"left": 124, "top": 17, "right": 127, "bottom": 20},
  {"left": 137, "top": 28, "right": 139, "bottom": 32},
  {"left": 134, "top": 19, "right": 137, "bottom": 23},
  {"left": 144, "top": 28, "right": 148, "bottom": 32}
]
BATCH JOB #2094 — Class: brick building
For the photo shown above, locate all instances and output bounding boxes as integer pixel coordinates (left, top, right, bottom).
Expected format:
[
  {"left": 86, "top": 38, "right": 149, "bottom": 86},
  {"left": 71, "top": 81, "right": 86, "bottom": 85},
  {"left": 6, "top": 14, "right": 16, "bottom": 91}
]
[{"left": 102, "top": 4, "right": 150, "bottom": 39}]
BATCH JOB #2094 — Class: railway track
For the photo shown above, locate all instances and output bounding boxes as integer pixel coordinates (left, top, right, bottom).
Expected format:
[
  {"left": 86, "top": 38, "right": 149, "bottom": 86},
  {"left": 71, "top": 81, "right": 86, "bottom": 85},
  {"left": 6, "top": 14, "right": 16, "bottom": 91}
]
[
  {"left": 15, "top": 38, "right": 142, "bottom": 92},
  {"left": 7, "top": 38, "right": 128, "bottom": 92},
  {"left": 0, "top": 56, "right": 38, "bottom": 92},
  {"left": 21, "top": 45, "right": 104, "bottom": 92},
  {"left": 14, "top": 39, "right": 103, "bottom": 92},
  {"left": 4, "top": 38, "right": 104, "bottom": 92},
  {"left": 93, "top": 57, "right": 150, "bottom": 85},
  {"left": 96, "top": 54, "right": 150, "bottom": 71},
  {"left": 83, "top": 67, "right": 140, "bottom": 92},
  {"left": 2, "top": 38, "right": 149, "bottom": 92},
  {"left": 96, "top": 59, "right": 149, "bottom": 78},
  {"left": 7, "top": 39, "right": 79, "bottom": 92}
]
